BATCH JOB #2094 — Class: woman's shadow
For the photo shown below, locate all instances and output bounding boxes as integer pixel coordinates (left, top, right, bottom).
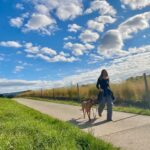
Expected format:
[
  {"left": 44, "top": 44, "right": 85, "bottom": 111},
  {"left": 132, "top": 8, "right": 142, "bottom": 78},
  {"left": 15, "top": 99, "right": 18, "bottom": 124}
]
[{"left": 68, "top": 117, "right": 108, "bottom": 129}]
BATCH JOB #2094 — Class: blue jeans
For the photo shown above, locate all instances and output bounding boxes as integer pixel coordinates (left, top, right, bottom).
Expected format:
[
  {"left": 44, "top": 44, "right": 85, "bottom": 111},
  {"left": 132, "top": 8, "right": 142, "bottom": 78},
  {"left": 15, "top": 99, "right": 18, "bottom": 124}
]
[{"left": 98, "top": 95, "right": 113, "bottom": 120}]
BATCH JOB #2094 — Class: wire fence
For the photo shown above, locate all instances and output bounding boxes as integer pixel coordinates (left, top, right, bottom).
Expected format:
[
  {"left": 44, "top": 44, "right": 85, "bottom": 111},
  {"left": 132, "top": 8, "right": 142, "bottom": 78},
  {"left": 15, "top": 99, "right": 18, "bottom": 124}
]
[{"left": 19, "top": 73, "right": 150, "bottom": 107}]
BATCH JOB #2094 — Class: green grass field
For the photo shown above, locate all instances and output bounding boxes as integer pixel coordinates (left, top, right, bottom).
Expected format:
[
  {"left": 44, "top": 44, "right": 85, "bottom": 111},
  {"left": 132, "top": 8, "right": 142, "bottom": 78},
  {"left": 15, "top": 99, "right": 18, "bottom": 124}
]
[{"left": 0, "top": 98, "right": 119, "bottom": 150}]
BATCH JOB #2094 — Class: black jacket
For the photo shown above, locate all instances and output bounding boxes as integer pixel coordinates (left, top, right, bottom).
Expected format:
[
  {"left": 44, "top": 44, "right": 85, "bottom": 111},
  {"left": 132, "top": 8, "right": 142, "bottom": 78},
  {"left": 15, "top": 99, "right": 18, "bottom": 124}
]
[{"left": 96, "top": 78, "right": 115, "bottom": 100}]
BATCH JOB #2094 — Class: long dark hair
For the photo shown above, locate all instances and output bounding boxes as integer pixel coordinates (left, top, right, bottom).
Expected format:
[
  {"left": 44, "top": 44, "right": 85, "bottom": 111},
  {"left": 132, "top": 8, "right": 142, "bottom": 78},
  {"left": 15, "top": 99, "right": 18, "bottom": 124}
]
[{"left": 99, "top": 69, "right": 109, "bottom": 80}]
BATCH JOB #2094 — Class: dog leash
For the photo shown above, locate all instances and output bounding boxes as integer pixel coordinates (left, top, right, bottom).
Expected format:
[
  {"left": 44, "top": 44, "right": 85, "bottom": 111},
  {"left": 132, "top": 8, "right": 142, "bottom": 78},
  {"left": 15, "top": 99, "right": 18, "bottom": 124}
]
[{"left": 92, "top": 105, "right": 98, "bottom": 119}]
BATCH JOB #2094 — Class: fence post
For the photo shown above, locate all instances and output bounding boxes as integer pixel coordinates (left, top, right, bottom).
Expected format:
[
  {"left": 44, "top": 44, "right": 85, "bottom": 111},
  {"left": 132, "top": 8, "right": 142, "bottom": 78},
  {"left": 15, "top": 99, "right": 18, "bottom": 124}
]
[
  {"left": 143, "top": 73, "right": 149, "bottom": 101},
  {"left": 77, "top": 83, "right": 80, "bottom": 102},
  {"left": 53, "top": 88, "right": 55, "bottom": 99},
  {"left": 41, "top": 88, "right": 43, "bottom": 98}
]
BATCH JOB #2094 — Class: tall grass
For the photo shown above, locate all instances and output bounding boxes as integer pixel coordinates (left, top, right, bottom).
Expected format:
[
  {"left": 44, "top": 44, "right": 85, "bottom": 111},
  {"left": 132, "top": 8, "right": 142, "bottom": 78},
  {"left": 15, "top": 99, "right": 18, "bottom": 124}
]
[{"left": 19, "top": 75, "right": 150, "bottom": 103}]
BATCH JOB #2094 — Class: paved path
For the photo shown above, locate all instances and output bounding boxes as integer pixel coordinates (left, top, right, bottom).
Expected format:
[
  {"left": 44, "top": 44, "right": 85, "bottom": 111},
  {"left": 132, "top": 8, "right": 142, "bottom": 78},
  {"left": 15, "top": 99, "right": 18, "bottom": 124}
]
[{"left": 15, "top": 98, "right": 150, "bottom": 150}]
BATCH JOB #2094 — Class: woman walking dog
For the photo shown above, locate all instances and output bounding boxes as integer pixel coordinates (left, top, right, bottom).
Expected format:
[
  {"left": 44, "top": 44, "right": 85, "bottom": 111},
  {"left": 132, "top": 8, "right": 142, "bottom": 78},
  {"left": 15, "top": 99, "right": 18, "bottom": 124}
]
[{"left": 96, "top": 69, "right": 114, "bottom": 121}]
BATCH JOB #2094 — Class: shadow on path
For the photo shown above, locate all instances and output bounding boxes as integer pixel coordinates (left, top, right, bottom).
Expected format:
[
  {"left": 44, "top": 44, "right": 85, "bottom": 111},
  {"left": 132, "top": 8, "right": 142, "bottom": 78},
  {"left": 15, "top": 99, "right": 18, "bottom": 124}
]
[
  {"left": 68, "top": 118, "right": 108, "bottom": 129},
  {"left": 113, "top": 114, "right": 139, "bottom": 122},
  {"left": 68, "top": 114, "right": 139, "bottom": 129}
]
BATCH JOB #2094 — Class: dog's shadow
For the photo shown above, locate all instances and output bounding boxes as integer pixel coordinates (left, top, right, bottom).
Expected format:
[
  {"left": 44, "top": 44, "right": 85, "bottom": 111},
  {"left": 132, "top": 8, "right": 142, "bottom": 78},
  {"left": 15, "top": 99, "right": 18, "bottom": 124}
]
[{"left": 68, "top": 117, "right": 108, "bottom": 129}]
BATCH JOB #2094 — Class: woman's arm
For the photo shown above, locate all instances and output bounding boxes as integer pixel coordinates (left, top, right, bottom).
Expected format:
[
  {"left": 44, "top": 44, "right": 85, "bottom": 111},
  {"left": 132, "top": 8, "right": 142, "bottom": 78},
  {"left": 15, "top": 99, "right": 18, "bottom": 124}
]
[{"left": 96, "top": 78, "right": 100, "bottom": 89}]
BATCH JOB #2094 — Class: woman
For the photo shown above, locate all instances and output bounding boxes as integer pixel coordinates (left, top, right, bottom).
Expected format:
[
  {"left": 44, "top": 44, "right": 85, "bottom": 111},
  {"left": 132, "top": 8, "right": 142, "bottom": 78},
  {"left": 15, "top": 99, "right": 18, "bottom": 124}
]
[{"left": 96, "top": 69, "right": 114, "bottom": 121}]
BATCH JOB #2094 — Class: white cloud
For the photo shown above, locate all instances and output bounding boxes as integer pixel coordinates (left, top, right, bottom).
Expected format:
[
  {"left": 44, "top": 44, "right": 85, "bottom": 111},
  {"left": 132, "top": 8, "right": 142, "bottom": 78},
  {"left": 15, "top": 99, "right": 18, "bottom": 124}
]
[
  {"left": 0, "top": 41, "right": 22, "bottom": 48},
  {"left": 41, "top": 47, "right": 57, "bottom": 56},
  {"left": 16, "top": 3, "right": 24, "bottom": 10},
  {"left": 88, "top": 54, "right": 104, "bottom": 64},
  {"left": 98, "top": 12, "right": 150, "bottom": 57},
  {"left": 10, "top": 17, "right": 23, "bottom": 28},
  {"left": 87, "top": 15, "right": 116, "bottom": 32},
  {"left": 35, "top": 4, "right": 49, "bottom": 15},
  {"left": 0, "top": 40, "right": 75, "bottom": 63},
  {"left": 49, "top": 55, "right": 77, "bottom": 62},
  {"left": 56, "top": 2, "right": 83, "bottom": 20},
  {"left": 59, "top": 51, "right": 70, "bottom": 57},
  {"left": 64, "top": 42, "right": 95, "bottom": 56},
  {"left": 121, "top": 0, "right": 150, "bottom": 10},
  {"left": 79, "top": 29, "right": 100, "bottom": 43},
  {"left": 95, "top": 15, "right": 116, "bottom": 24},
  {"left": 14, "top": 66, "right": 24, "bottom": 73},
  {"left": 85, "top": 0, "right": 116, "bottom": 16},
  {"left": 11, "top": 0, "right": 83, "bottom": 35},
  {"left": 68, "top": 24, "right": 81, "bottom": 32},
  {"left": 1, "top": 45, "right": 150, "bottom": 93},
  {"left": 37, "top": 53, "right": 77, "bottom": 63},
  {"left": 24, "top": 13, "right": 56, "bottom": 35},
  {"left": 23, "top": 42, "right": 77, "bottom": 63},
  {"left": 87, "top": 20, "right": 104, "bottom": 32},
  {"left": 24, "top": 42, "right": 40, "bottom": 54},
  {"left": 87, "top": 16, "right": 116, "bottom": 32},
  {"left": 64, "top": 36, "right": 76, "bottom": 41},
  {"left": 33, "top": 0, "right": 83, "bottom": 21},
  {"left": 118, "top": 12, "right": 150, "bottom": 39},
  {"left": 99, "top": 30, "right": 123, "bottom": 52},
  {"left": 97, "top": 29, "right": 129, "bottom": 58}
]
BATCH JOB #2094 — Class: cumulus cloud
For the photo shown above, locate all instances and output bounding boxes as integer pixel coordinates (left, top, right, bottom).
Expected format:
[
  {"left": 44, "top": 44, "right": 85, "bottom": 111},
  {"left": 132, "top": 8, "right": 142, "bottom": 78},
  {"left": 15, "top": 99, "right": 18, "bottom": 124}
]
[
  {"left": 0, "top": 40, "right": 76, "bottom": 63},
  {"left": 98, "top": 12, "right": 150, "bottom": 57},
  {"left": 87, "top": 20, "right": 104, "bottom": 32},
  {"left": 10, "top": 17, "right": 23, "bottom": 28},
  {"left": 64, "top": 42, "right": 95, "bottom": 56},
  {"left": 79, "top": 29, "right": 100, "bottom": 43},
  {"left": 32, "top": 0, "right": 83, "bottom": 20},
  {"left": 56, "top": 2, "right": 83, "bottom": 20},
  {"left": 36, "top": 53, "right": 77, "bottom": 63},
  {"left": 24, "top": 42, "right": 40, "bottom": 54},
  {"left": 68, "top": 24, "right": 81, "bottom": 32},
  {"left": 85, "top": 0, "right": 116, "bottom": 16},
  {"left": 95, "top": 15, "right": 116, "bottom": 24},
  {"left": 118, "top": 12, "right": 150, "bottom": 39},
  {"left": 35, "top": 4, "right": 49, "bottom": 15},
  {"left": 10, "top": 0, "right": 84, "bottom": 35},
  {"left": 0, "top": 41, "right": 22, "bottom": 48},
  {"left": 121, "top": 0, "right": 150, "bottom": 10},
  {"left": 24, "top": 42, "right": 76, "bottom": 62},
  {"left": 87, "top": 15, "right": 116, "bottom": 32},
  {"left": 100, "top": 30, "right": 123, "bottom": 51},
  {"left": 98, "top": 30, "right": 128, "bottom": 57},
  {"left": 24, "top": 13, "right": 56, "bottom": 35},
  {"left": 41, "top": 47, "right": 57, "bottom": 56}
]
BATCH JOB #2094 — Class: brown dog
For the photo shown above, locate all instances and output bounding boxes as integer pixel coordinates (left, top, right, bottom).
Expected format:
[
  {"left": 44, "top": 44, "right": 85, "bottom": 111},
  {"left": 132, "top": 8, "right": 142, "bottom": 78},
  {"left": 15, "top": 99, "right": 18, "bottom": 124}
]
[{"left": 81, "top": 98, "right": 97, "bottom": 121}]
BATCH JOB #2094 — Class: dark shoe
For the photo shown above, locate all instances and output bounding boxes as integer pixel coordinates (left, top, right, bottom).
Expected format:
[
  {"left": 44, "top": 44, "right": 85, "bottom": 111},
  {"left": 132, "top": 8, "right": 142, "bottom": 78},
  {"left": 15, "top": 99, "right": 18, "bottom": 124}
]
[
  {"left": 107, "top": 119, "right": 112, "bottom": 121},
  {"left": 99, "top": 114, "right": 102, "bottom": 117}
]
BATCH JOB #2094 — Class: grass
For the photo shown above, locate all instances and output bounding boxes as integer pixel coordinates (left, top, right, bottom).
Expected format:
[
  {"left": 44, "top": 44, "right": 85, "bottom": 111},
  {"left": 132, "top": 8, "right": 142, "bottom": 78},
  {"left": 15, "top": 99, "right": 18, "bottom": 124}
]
[
  {"left": 113, "top": 106, "right": 150, "bottom": 116},
  {"left": 24, "top": 96, "right": 80, "bottom": 106},
  {"left": 23, "top": 97, "right": 150, "bottom": 116},
  {"left": 0, "top": 98, "right": 119, "bottom": 150}
]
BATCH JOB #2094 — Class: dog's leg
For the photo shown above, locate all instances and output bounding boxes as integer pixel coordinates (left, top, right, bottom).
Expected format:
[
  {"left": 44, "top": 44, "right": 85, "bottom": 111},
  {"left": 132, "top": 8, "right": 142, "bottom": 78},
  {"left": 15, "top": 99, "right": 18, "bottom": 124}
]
[
  {"left": 87, "top": 109, "right": 91, "bottom": 121},
  {"left": 82, "top": 105, "right": 86, "bottom": 118}
]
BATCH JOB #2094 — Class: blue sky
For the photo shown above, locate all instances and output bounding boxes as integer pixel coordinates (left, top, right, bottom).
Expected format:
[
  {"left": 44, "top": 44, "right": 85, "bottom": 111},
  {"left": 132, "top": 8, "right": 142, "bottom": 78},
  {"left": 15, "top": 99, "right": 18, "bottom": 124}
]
[{"left": 0, "top": 0, "right": 150, "bottom": 93}]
